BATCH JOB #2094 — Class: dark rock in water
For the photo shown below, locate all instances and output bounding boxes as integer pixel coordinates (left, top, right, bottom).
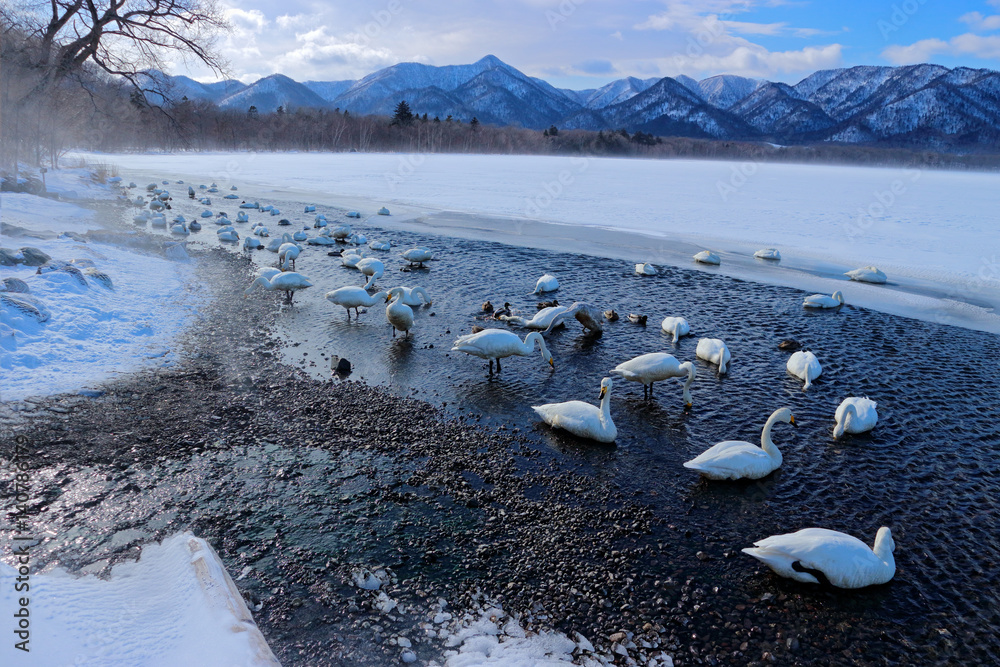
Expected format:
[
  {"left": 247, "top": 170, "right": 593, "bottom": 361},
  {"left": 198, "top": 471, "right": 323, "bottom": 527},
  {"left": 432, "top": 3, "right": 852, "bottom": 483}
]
[
  {"left": 332, "top": 357, "right": 352, "bottom": 374},
  {"left": 278, "top": 219, "right": 292, "bottom": 226},
  {"left": 20, "top": 247, "right": 51, "bottom": 266},
  {"left": 0, "top": 248, "right": 21, "bottom": 266},
  {"left": 778, "top": 339, "right": 802, "bottom": 351},
  {"left": 3, "top": 277, "right": 30, "bottom": 293}
]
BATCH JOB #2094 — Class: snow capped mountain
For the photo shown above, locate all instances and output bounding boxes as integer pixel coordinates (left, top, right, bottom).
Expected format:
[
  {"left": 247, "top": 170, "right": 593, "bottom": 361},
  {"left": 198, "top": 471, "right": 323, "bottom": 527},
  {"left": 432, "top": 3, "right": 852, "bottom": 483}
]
[
  {"left": 153, "top": 58, "right": 1000, "bottom": 150},
  {"left": 216, "top": 74, "right": 329, "bottom": 112}
]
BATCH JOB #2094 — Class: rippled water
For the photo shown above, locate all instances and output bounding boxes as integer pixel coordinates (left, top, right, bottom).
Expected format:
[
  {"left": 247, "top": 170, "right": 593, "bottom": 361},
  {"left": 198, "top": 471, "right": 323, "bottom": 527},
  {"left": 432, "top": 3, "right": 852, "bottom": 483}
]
[{"left": 18, "top": 190, "right": 1000, "bottom": 663}]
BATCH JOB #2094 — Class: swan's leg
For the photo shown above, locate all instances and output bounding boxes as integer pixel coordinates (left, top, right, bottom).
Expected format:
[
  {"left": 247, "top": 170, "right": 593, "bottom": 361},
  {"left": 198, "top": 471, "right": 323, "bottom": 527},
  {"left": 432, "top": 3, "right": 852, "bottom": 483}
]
[
  {"left": 650, "top": 382, "right": 654, "bottom": 398},
  {"left": 489, "top": 359, "right": 494, "bottom": 374},
  {"left": 496, "top": 357, "right": 502, "bottom": 372}
]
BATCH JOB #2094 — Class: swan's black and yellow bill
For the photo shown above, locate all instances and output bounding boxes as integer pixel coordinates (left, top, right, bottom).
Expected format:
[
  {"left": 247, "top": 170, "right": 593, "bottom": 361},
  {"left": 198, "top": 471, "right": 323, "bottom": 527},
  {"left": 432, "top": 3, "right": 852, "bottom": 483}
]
[
  {"left": 790, "top": 415, "right": 797, "bottom": 426},
  {"left": 599, "top": 386, "right": 607, "bottom": 399},
  {"left": 548, "top": 358, "right": 554, "bottom": 368}
]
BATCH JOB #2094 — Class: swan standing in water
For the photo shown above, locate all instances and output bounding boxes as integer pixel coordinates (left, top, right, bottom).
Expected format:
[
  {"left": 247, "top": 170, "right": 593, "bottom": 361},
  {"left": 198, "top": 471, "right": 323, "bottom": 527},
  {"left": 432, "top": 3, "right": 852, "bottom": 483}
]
[
  {"left": 533, "top": 377, "right": 617, "bottom": 443},
  {"left": 696, "top": 338, "right": 731, "bottom": 375},
  {"left": 532, "top": 274, "right": 559, "bottom": 293},
  {"left": 358, "top": 257, "right": 385, "bottom": 289},
  {"left": 834, "top": 397, "right": 878, "bottom": 439},
  {"left": 803, "top": 290, "right": 844, "bottom": 308},
  {"left": 743, "top": 526, "right": 896, "bottom": 588},
  {"left": 325, "top": 287, "right": 389, "bottom": 319},
  {"left": 660, "top": 316, "right": 690, "bottom": 343},
  {"left": 385, "top": 286, "right": 414, "bottom": 337},
  {"left": 683, "top": 407, "right": 794, "bottom": 480},
  {"left": 451, "top": 329, "right": 554, "bottom": 374},
  {"left": 610, "top": 353, "right": 695, "bottom": 405},
  {"left": 402, "top": 247, "right": 433, "bottom": 268},
  {"left": 245, "top": 272, "right": 313, "bottom": 303},
  {"left": 392, "top": 286, "right": 432, "bottom": 306},
  {"left": 787, "top": 350, "right": 822, "bottom": 390},
  {"left": 279, "top": 242, "right": 301, "bottom": 271}
]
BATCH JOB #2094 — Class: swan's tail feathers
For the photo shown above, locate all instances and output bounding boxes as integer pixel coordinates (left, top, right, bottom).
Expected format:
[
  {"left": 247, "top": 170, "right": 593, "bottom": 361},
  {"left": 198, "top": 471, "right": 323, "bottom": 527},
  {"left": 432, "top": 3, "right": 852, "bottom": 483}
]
[
  {"left": 682, "top": 461, "right": 703, "bottom": 471},
  {"left": 608, "top": 369, "right": 626, "bottom": 378}
]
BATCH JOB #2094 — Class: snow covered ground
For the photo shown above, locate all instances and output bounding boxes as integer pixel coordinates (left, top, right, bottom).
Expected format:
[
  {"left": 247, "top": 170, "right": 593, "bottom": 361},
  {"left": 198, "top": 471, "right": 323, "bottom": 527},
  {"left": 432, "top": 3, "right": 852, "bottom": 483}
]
[
  {"left": 0, "top": 533, "right": 279, "bottom": 666},
  {"left": 86, "top": 151, "right": 1000, "bottom": 334},
  {"left": 1, "top": 178, "right": 202, "bottom": 401}
]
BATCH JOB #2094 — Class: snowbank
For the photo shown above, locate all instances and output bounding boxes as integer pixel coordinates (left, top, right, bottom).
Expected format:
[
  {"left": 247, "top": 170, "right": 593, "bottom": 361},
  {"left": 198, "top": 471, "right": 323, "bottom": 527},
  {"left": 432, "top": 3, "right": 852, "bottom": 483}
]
[
  {"left": 0, "top": 533, "right": 279, "bottom": 666},
  {"left": 84, "top": 151, "right": 1000, "bottom": 333}
]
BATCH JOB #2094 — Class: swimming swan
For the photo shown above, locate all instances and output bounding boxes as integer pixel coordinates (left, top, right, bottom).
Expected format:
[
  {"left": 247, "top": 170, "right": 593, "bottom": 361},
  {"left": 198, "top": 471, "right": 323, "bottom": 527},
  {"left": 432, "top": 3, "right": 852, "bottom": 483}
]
[
  {"left": 532, "top": 274, "right": 559, "bottom": 293},
  {"left": 502, "top": 305, "right": 568, "bottom": 330},
  {"left": 742, "top": 526, "right": 896, "bottom": 588},
  {"left": 451, "top": 329, "right": 554, "bottom": 374},
  {"left": 683, "top": 407, "right": 794, "bottom": 480},
  {"left": 660, "top": 316, "right": 691, "bottom": 343},
  {"left": 542, "top": 302, "right": 603, "bottom": 334},
  {"left": 696, "top": 338, "right": 731, "bottom": 375},
  {"left": 834, "top": 397, "right": 878, "bottom": 439},
  {"left": 532, "top": 377, "right": 617, "bottom": 443},
  {"left": 610, "top": 352, "right": 695, "bottom": 405},
  {"left": 402, "top": 247, "right": 433, "bottom": 267},
  {"left": 385, "top": 286, "right": 414, "bottom": 337},
  {"left": 787, "top": 350, "right": 822, "bottom": 390},
  {"left": 325, "top": 286, "right": 389, "bottom": 319},
  {"left": 803, "top": 290, "right": 844, "bottom": 309}
]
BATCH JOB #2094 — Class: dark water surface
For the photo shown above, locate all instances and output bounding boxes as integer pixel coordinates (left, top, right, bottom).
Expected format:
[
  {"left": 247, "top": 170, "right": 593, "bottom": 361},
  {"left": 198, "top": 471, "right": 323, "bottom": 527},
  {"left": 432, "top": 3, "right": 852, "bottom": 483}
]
[{"left": 6, "top": 188, "right": 1000, "bottom": 665}]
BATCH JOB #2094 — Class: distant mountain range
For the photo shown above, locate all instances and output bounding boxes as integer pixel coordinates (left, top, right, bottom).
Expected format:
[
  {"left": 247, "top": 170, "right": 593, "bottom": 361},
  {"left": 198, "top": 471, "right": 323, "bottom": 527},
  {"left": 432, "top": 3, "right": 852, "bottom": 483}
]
[{"left": 148, "top": 55, "right": 1000, "bottom": 150}]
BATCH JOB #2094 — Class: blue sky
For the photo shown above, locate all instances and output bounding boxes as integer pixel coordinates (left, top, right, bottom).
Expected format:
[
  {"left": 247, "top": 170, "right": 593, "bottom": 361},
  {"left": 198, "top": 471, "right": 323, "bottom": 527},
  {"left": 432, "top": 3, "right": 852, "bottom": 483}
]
[{"left": 173, "top": 0, "right": 1000, "bottom": 88}]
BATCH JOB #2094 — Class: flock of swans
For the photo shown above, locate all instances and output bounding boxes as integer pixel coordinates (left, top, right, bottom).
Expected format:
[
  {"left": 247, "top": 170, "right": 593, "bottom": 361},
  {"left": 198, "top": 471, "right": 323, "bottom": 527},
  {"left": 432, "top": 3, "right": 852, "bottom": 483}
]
[{"left": 129, "top": 179, "right": 894, "bottom": 590}]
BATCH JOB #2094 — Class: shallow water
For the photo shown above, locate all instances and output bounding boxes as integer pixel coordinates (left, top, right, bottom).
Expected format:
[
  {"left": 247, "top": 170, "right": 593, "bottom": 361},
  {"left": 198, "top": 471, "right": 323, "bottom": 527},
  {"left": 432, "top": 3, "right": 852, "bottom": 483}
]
[{"left": 14, "top": 188, "right": 1000, "bottom": 663}]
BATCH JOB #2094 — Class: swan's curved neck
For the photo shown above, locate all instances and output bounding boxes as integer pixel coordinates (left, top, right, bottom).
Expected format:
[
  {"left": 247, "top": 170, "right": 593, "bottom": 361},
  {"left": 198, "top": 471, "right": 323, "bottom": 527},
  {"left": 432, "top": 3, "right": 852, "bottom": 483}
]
[
  {"left": 523, "top": 332, "right": 547, "bottom": 357},
  {"left": 600, "top": 388, "right": 612, "bottom": 421},
  {"left": 835, "top": 403, "right": 857, "bottom": 437},
  {"left": 682, "top": 363, "right": 695, "bottom": 404},
  {"left": 760, "top": 413, "right": 783, "bottom": 460}
]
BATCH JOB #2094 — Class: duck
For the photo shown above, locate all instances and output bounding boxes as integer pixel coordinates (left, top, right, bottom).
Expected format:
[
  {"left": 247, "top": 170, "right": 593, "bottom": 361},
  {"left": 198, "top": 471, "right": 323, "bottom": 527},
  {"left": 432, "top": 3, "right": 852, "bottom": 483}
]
[
  {"left": 742, "top": 527, "right": 896, "bottom": 588},
  {"left": 385, "top": 287, "right": 414, "bottom": 337},
  {"left": 357, "top": 257, "right": 385, "bottom": 289},
  {"left": 492, "top": 302, "right": 513, "bottom": 319},
  {"left": 803, "top": 290, "right": 844, "bottom": 309},
  {"left": 610, "top": 353, "right": 695, "bottom": 405},
  {"left": 754, "top": 248, "right": 781, "bottom": 260},
  {"left": 604, "top": 309, "right": 619, "bottom": 322},
  {"left": 392, "top": 286, "right": 432, "bottom": 306},
  {"left": 696, "top": 338, "right": 731, "bottom": 375},
  {"left": 846, "top": 266, "right": 887, "bottom": 284},
  {"left": 628, "top": 314, "right": 647, "bottom": 326},
  {"left": 533, "top": 273, "right": 559, "bottom": 294},
  {"left": 188, "top": 220, "right": 202, "bottom": 232},
  {"left": 501, "top": 305, "right": 569, "bottom": 330},
  {"left": 325, "top": 286, "right": 389, "bottom": 319},
  {"left": 660, "top": 316, "right": 691, "bottom": 343},
  {"left": 778, "top": 339, "right": 802, "bottom": 351},
  {"left": 694, "top": 250, "right": 721, "bottom": 265},
  {"left": 533, "top": 377, "right": 616, "bottom": 443},
  {"left": 635, "top": 262, "right": 657, "bottom": 276},
  {"left": 684, "top": 407, "right": 794, "bottom": 480},
  {"left": 537, "top": 299, "right": 559, "bottom": 310},
  {"left": 245, "top": 271, "right": 312, "bottom": 303},
  {"left": 451, "top": 329, "right": 554, "bottom": 374},
  {"left": 401, "top": 247, "right": 433, "bottom": 267},
  {"left": 482, "top": 300, "right": 494, "bottom": 313},
  {"left": 833, "top": 397, "right": 878, "bottom": 439},
  {"left": 787, "top": 350, "right": 822, "bottom": 390}
]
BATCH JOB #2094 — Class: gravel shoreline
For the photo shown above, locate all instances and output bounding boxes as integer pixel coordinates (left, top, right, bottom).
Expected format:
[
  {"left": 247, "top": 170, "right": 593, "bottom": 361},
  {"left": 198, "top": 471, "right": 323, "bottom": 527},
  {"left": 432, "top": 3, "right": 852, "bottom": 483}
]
[{"left": 1, "top": 208, "right": 978, "bottom": 666}]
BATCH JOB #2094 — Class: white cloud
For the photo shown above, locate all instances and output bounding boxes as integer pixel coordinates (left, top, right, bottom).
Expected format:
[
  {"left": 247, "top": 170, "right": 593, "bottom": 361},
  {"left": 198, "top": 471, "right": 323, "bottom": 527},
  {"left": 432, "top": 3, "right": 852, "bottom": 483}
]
[
  {"left": 883, "top": 33, "right": 1000, "bottom": 64},
  {"left": 958, "top": 11, "right": 1000, "bottom": 32},
  {"left": 721, "top": 20, "right": 788, "bottom": 36}
]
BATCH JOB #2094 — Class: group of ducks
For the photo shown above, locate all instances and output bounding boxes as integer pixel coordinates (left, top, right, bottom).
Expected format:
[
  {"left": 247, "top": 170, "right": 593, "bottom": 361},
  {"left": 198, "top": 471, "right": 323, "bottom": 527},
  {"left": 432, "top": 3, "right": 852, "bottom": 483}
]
[
  {"left": 451, "top": 265, "right": 892, "bottom": 590},
  {"left": 134, "top": 178, "right": 894, "bottom": 591}
]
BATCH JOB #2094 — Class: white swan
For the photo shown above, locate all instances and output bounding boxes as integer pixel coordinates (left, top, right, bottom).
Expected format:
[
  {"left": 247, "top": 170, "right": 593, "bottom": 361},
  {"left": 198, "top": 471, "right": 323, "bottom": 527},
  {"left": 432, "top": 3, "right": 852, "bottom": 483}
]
[
  {"left": 502, "top": 305, "right": 569, "bottom": 330},
  {"left": 292, "top": 231, "right": 308, "bottom": 242},
  {"left": 834, "top": 397, "right": 878, "bottom": 439},
  {"left": 533, "top": 273, "right": 559, "bottom": 293},
  {"left": 305, "top": 205, "right": 316, "bottom": 213},
  {"left": 742, "top": 527, "right": 896, "bottom": 588},
  {"left": 660, "top": 316, "right": 691, "bottom": 343},
  {"left": 369, "top": 240, "right": 391, "bottom": 251},
  {"left": 325, "top": 286, "right": 389, "bottom": 319},
  {"left": 696, "top": 338, "right": 731, "bottom": 375},
  {"left": 451, "top": 329, "right": 554, "bottom": 374},
  {"left": 635, "top": 263, "right": 657, "bottom": 276},
  {"left": 236, "top": 212, "right": 249, "bottom": 223},
  {"left": 170, "top": 221, "right": 189, "bottom": 235},
  {"left": 279, "top": 243, "right": 301, "bottom": 271},
  {"left": 787, "top": 350, "right": 821, "bottom": 390},
  {"left": 218, "top": 230, "right": 239, "bottom": 243},
  {"left": 533, "top": 377, "right": 617, "bottom": 443},
  {"left": 546, "top": 302, "right": 603, "bottom": 333},
  {"left": 331, "top": 224, "right": 352, "bottom": 239},
  {"left": 267, "top": 233, "right": 294, "bottom": 253},
  {"left": 255, "top": 226, "right": 269, "bottom": 238},
  {"left": 846, "top": 266, "right": 887, "bottom": 283},
  {"left": 393, "top": 286, "right": 432, "bottom": 306},
  {"left": 754, "top": 248, "right": 781, "bottom": 260},
  {"left": 683, "top": 407, "right": 794, "bottom": 480},
  {"left": 255, "top": 267, "right": 282, "bottom": 281},
  {"left": 357, "top": 257, "right": 385, "bottom": 289},
  {"left": 402, "top": 247, "right": 433, "bottom": 267},
  {"left": 243, "top": 237, "right": 263, "bottom": 251},
  {"left": 341, "top": 250, "right": 365, "bottom": 269},
  {"left": 385, "top": 287, "right": 414, "bottom": 337},
  {"left": 378, "top": 206, "right": 390, "bottom": 216},
  {"left": 245, "top": 272, "right": 312, "bottom": 302},
  {"left": 610, "top": 352, "right": 695, "bottom": 405},
  {"left": 803, "top": 290, "right": 844, "bottom": 309},
  {"left": 694, "top": 250, "right": 721, "bottom": 265}
]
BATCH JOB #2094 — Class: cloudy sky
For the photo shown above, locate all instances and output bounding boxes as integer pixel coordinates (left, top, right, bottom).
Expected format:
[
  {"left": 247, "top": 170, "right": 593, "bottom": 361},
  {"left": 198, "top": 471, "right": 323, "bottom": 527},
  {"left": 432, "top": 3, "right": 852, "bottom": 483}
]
[{"left": 170, "top": 0, "right": 1000, "bottom": 88}]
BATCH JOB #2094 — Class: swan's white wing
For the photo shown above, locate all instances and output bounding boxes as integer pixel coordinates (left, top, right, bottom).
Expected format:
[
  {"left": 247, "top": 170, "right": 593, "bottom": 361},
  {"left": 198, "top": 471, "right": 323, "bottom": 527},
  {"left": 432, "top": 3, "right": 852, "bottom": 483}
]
[
  {"left": 745, "top": 528, "right": 885, "bottom": 588},
  {"left": 451, "top": 330, "right": 520, "bottom": 357},
  {"left": 533, "top": 401, "right": 614, "bottom": 442},
  {"left": 684, "top": 441, "right": 773, "bottom": 478}
]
